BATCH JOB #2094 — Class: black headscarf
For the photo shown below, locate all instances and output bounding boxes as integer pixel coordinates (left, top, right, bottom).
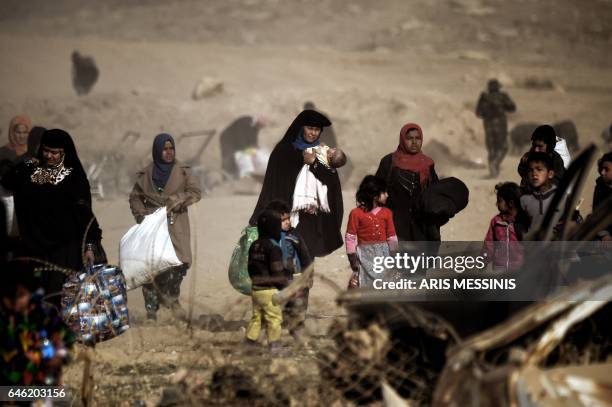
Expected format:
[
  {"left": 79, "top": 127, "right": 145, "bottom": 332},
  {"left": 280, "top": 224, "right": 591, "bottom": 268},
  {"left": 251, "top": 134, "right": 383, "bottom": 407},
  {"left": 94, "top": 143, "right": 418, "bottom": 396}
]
[
  {"left": 531, "top": 125, "right": 557, "bottom": 153},
  {"left": 152, "top": 133, "right": 175, "bottom": 189},
  {"left": 37, "top": 129, "right": 87, "bottom": 176},
  {"left": 279, "top": 109, "right": 332, "bottom": 146},
  {"left": 27, "top": 126, "right": 46, "bottom": 157}
]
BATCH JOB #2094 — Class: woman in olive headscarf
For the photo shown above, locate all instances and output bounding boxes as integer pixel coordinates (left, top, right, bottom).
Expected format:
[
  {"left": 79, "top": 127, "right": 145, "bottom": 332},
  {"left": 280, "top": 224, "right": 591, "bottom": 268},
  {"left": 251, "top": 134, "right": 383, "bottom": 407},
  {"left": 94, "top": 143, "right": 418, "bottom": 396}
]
[
  {"left": 249, "top": 109, "right": 344, "bottom": 258},
  {"left": 129, "top": 133, "right": 202, "bottom": 321},
  {"left": 1, "top": 129, "right": 107, "bottom": 304}
]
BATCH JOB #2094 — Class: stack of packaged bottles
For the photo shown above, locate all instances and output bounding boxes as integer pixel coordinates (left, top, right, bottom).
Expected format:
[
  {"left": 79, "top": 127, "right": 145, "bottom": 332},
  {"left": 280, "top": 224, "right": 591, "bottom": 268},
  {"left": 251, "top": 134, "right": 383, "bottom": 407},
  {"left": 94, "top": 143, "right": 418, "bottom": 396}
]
[{"left": 61, "top": 264, "right": 130, "bottom": 345}]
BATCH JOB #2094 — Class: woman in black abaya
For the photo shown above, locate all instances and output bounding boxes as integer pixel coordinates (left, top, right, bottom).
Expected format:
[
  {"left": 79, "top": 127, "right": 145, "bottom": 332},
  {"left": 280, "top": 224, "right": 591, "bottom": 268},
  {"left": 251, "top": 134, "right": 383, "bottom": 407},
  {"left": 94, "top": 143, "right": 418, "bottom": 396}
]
[
  {"left": 1, "top": 129, "right": 106, "bottom": 303},
  {"left": 249, "top": 110, "right": 344, "bottom": 258}
]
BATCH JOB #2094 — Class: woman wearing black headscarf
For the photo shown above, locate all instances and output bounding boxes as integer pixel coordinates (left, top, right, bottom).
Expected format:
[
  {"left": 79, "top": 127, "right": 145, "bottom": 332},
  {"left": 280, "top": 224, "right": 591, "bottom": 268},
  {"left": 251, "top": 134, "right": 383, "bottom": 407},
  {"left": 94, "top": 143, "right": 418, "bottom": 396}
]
[
  {"left": 0, "top": 129, "right": 107, "bottom": 304},
  {"left": 249, "top": 109, "right": 344, "bottom": 257},
  {"left": 129, "top": 133, "right": 201, "bottom": 321}
]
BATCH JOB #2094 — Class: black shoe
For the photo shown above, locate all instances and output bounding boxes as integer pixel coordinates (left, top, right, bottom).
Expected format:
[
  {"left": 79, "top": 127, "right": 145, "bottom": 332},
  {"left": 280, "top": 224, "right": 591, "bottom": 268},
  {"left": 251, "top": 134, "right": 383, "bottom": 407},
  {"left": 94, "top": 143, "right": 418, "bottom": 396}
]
[{"left": 243, "top": 338, "right": 259, "bottom": 347}]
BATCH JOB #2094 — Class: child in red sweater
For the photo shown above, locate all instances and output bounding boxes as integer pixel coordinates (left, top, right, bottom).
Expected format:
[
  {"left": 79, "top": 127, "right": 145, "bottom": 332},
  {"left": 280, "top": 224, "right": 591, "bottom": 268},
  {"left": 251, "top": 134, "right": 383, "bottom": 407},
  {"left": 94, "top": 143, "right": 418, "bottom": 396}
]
[
  {"left": 484, "top": 182, "right": 529, "bottom": 272},
  {"left": 346, "top": 175, "right": 398, "bottom": 288}
]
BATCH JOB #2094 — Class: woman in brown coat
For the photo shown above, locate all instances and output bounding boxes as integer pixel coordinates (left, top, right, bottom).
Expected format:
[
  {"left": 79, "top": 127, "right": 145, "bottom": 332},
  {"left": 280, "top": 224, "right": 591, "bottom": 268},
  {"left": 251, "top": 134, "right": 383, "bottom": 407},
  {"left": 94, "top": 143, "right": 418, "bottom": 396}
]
[{"left": 129, "top": 133, "right": 201, "bottom": 320}]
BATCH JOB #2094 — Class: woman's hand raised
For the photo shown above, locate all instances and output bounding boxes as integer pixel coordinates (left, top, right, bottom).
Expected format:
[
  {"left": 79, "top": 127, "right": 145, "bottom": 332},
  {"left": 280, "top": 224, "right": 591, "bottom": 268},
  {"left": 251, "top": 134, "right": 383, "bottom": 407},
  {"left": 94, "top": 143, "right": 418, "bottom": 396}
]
[{"left": 303, "top": 150, "right": 316, "bottom": 165}]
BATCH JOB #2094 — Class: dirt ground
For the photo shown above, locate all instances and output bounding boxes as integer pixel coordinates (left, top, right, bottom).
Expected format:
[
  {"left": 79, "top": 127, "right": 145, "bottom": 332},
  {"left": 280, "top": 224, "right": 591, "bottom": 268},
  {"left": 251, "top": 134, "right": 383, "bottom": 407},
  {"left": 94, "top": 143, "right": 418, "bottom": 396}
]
[{"left": 1, "top": 0, "right": 611, "bottom": 404}]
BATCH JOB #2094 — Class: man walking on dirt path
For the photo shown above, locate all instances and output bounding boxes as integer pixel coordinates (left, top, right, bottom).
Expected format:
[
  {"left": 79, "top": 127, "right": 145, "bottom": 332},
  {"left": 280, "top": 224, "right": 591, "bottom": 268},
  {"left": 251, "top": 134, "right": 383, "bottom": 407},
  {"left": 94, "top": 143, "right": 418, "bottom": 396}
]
[{"left": 475, "top": 79, "right": 516, "bottom": 178}]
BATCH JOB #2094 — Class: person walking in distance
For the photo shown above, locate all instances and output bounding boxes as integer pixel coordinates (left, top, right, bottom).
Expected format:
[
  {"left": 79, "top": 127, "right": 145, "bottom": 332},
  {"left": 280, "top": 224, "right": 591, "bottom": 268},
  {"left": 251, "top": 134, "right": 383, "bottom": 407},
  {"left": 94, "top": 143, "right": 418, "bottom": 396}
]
[{"left": 476, "top": 79, "right": 516, "bottom": 178}]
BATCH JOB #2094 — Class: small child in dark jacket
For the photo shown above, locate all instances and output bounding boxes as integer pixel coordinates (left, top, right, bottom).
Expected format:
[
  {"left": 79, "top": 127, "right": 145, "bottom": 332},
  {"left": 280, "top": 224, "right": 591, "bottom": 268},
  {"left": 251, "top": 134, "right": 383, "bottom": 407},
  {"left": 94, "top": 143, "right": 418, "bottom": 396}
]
[
  {"left": 593, "top": 152, "right": 612, "bottom": 241},
  {"left": 265, "top": 200, "right": 313, "bottom": 339},
  {"left": 245, "top": 210, "right": 290, "bottom": 353}
]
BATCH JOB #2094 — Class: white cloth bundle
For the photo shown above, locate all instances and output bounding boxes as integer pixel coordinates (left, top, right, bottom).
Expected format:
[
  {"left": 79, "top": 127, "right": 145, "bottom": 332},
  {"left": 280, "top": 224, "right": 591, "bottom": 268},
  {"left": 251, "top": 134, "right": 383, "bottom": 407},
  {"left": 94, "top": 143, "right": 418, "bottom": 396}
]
[
  {"left": 119, "top": 207, "right": 182, "bottom": 290},
  {"left": 554, "top": 137, "right": 571, "bottom": 169},
  {"left": 290, "top": 164, "right": 330, "bottom": 228}
]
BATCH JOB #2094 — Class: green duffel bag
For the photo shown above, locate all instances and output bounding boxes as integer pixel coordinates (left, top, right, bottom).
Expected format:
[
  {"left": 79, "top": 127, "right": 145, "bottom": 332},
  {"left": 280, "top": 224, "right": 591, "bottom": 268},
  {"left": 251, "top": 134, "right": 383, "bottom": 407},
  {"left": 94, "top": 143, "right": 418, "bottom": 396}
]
[{"left": 228, "top": 226, "right": 258, "bottom": 295}]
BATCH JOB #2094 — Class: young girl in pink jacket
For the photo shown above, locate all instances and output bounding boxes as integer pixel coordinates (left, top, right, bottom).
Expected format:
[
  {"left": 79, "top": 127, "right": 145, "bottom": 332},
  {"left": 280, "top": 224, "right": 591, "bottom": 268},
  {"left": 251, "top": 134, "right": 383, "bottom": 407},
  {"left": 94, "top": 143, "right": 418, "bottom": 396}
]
[{"left": 484, "top": 182, "right": 529, "bottom": 271}]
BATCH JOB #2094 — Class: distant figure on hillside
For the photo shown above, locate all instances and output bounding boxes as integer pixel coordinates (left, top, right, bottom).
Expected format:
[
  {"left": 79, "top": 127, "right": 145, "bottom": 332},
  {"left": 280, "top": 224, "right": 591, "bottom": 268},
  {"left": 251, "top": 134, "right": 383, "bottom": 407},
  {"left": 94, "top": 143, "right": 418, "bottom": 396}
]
[
  {"left": 71, "top": 50, "right": 99, "bottom": 96},
  {"left": 219, "top": 115, "right": 267, "bottom": 179},
  {"left": 475, "top": 79, "right": 516, "bottom": 178}
]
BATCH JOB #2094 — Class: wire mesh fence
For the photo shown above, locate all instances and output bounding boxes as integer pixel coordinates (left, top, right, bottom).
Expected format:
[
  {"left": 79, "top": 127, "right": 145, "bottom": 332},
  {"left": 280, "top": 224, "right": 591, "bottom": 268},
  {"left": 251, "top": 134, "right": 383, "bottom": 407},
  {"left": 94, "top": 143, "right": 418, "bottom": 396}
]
[{"left": 12, "top": 256, "right": 611, "bottom": 406}]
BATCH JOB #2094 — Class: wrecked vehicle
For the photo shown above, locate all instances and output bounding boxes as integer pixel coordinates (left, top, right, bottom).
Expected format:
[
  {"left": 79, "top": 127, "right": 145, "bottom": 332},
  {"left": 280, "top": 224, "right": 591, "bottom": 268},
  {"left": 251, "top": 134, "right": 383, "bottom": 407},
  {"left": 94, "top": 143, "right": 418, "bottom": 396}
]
[{"left": 326, "top": 145, "right": 612, "bottom": 406}]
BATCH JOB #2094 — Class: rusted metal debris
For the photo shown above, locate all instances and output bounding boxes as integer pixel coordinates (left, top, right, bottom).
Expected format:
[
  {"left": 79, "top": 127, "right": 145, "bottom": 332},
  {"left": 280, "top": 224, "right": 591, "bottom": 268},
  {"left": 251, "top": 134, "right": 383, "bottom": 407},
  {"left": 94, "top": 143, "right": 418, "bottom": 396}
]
[
  {"left": 433, "top": 274, "right": 612, "bottom": 406},
  {"left": 512, "top": 364, "right": 612, "bottom": 406},
  {"left": 330, "top": 146, "right": 612, "bottom": 406}
]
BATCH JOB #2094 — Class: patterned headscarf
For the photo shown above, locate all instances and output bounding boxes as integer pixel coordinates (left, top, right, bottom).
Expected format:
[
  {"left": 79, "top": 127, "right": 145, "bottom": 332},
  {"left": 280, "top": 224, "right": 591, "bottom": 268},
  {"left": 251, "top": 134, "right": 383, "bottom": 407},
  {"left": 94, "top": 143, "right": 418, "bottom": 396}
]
[{"left": 31, "top": 129, "right": 87, "bottom": 185}]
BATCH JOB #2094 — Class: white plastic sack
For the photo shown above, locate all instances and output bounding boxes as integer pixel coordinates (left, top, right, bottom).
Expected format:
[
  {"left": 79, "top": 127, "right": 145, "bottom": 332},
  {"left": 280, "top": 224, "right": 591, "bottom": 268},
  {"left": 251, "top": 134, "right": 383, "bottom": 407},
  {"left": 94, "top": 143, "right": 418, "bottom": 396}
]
[
  {"left": 234, "top": 147, "right": 270, "bottom": 178},
  {"left": 0, "top": 187, "right": 18, "bottom": 237},
  {"left": 119, "top": 207, "right": 182, "bottom": 290},
  {"left": 252, "top": 147, "right": 270, "bottom": 176},
  {"left": 234, "top": 150, "right": 255, "bottom": 178}
]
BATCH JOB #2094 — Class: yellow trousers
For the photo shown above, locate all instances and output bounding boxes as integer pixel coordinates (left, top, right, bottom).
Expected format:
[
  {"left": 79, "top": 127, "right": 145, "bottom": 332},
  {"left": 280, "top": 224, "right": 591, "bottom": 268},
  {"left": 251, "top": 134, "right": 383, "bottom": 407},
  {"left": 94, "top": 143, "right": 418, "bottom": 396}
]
[{"left": 246, "top": 288, "right": 283, "bottom": 342}]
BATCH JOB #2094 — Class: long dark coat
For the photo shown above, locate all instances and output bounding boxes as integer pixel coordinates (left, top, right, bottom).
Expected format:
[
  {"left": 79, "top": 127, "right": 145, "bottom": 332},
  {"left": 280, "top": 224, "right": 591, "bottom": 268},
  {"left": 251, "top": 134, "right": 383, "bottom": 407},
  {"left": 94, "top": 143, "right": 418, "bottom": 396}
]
[
  {"left": 249, "top": 111, "right": 343, "bottom": 257},
  {"left": 375, "top": 154, "right": 439, "bottom": 241},
  {"left": 1, "top": 129, "right": 106, "bottom": 300}
]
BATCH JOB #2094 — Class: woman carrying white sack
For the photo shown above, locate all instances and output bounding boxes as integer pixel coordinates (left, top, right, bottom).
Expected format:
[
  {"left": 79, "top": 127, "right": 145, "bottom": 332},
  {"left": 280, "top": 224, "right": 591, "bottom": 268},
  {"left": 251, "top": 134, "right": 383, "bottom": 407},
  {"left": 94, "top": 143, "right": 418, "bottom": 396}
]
[{"left": 129, "top": 133, "right": 201, "bottom": 321}]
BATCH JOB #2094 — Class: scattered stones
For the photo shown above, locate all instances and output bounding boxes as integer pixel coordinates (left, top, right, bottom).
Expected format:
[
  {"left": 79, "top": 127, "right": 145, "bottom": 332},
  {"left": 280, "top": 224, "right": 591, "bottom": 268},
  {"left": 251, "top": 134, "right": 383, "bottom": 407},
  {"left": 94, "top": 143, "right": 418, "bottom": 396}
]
[
  {"left": 192, "top": 77, "right": 224, "bottom": 100},
  {"left": 209, "top": 365, "right": 262, "bottom": 401},
  {"left": 171, "top": 368, "right": 188, "bottom": 384},
  {"left": 454, "top": 50, "right": 491, "bottom": 61},
  {"left": 518, "top": 76, "right": 564, "bottom": 92},
  {"left": 269, "top": 359, "right": 299, "bottom": 376},
  {"left": 197, "top": 314, "right": 247, "bottom": 332},
  {"left": 157, "top": 386, "right": 185, "bottom": 407}
]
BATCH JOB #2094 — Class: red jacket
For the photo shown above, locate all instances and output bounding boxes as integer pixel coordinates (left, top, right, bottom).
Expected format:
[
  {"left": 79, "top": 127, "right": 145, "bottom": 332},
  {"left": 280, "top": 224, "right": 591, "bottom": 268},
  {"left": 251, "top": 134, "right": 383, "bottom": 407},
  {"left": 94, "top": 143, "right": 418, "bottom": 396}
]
[
  {"left": 346, "top": 207, "right": 396, "bottom": 246},
  {"left": 484, "top": 214, "right": 524, "bottom": 271}
]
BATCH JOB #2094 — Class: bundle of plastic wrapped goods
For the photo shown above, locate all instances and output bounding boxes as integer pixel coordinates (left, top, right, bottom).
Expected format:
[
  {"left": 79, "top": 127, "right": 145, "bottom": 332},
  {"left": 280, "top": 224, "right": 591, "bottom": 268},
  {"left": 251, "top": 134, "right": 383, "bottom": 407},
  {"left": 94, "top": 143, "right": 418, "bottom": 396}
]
[{"left": 61, "top": 264, "right": 130, "bottom": 345}]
